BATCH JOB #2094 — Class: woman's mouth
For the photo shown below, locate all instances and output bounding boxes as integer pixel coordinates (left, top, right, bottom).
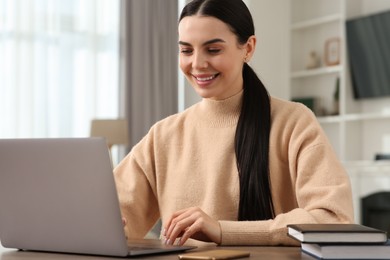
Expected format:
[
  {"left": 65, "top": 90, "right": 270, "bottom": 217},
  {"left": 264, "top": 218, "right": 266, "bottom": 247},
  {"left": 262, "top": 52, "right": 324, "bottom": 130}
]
[{"left": 193, "top": 73, "right": 219, "bottom": 86}]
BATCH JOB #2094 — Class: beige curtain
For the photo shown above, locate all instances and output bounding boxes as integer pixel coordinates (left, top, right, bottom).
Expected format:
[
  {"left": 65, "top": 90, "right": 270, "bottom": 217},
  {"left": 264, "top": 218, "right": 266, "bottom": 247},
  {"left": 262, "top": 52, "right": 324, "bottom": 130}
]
[{"left": 119, "top": 0, "right": 179, "bottom": 148}]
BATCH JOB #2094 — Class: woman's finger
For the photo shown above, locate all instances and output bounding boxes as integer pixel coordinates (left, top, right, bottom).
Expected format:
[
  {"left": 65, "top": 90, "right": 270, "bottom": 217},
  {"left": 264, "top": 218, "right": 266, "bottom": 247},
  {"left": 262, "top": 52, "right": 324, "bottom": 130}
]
[
  {"left": 163, "top": 208, "right": 191, "bottom": 236},
  {"left": 164, "top": 207, "right": 197, "bottom": 239},
  {"left": 177, "top": 219, "right": 203, "bottom": 245},
  {"left": 163, "top": 206, "right": 221, "bottom": 245},
  {"left": 166, "top": 213, "right": 199, "bottom": 245}
]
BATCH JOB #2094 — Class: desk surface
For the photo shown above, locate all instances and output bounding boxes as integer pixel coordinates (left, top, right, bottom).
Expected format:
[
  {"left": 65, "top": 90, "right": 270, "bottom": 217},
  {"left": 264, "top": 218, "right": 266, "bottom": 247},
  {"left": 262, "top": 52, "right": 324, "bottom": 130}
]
[{"left": 0, "top": 245, "right": 315, "bottom": 260}]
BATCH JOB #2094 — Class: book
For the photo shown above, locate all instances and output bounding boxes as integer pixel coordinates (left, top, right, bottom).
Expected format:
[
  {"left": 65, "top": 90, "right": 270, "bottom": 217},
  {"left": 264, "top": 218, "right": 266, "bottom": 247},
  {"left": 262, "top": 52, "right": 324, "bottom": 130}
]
[
  {"left": 287, "top": 224, "right": 387, "bottom": 243},
  {"left": 301, "top": 240, "right": 390, "bottom": 259}
]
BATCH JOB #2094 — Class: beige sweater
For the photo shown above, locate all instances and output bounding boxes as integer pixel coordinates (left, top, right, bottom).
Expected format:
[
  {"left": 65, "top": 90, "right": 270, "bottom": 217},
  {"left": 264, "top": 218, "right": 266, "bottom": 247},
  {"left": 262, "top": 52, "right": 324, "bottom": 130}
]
[{"left": 113, "top": 91, "right": 354, "bottom": 246}]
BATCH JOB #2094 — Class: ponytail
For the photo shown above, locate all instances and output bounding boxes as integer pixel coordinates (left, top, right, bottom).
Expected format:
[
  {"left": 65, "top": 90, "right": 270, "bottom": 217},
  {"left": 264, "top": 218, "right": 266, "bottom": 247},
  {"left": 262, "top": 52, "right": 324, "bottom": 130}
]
[
  {"left": 180, "top": 0, "right": 274, "bottom": 221},
  {"left": 235, "top": 63, "right": 274, "bottom": 221}
]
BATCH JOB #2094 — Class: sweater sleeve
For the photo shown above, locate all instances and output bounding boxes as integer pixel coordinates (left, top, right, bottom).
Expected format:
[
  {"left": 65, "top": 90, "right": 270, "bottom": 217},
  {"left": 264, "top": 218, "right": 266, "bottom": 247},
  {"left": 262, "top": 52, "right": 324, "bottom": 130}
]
[
  {"left": 219, "top": 103, "right": 354, "bottom": 246},
  {"left": 113, "top": 133, "right": 160, "bottom": 240},
  {"left": 219, "top": 143, "right": 354, "bottom": 246}
]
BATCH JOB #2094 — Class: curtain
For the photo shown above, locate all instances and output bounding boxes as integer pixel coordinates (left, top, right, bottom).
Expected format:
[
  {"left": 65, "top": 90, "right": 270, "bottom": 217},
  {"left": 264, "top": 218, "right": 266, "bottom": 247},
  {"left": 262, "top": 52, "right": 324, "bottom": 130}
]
[
  {"left": 119, "top": 0, "right": 179, "bottom": 148},
  {"left": 0, "top": 0, "right": 120, "bottom": 138}
]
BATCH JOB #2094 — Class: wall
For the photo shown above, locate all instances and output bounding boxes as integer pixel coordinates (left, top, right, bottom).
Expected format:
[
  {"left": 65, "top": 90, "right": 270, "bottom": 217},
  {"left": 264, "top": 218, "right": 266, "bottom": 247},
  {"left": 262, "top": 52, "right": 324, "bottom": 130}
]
[
  {"left": 247, "top": 0, "right": 290, "bottom": 100},
  {"left": 361, "top": 0, "right": 390, "bottom": 14}
]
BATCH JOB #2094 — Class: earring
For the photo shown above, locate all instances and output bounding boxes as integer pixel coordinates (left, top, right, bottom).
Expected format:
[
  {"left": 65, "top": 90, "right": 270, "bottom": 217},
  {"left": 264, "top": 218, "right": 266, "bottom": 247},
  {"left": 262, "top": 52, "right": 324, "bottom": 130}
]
[{"left": 244, "top": 53, "right": 249, "bottom": 63}]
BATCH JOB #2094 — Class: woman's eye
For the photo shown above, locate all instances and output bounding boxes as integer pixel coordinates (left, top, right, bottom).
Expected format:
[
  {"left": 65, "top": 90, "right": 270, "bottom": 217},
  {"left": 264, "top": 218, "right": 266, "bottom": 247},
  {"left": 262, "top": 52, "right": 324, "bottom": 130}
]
[
  {"left": 208, "top": 48, "right": 221, "bottom": 54},
  {"left": 180, "top": 49, "right": 193, "bottom": 55}
]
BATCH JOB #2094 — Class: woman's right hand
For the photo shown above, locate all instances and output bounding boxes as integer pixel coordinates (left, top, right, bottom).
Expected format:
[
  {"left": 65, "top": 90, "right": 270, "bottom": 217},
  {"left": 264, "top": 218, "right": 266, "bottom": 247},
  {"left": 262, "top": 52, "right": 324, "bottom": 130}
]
[{"left": 162, "top": 207, "right": 222, "bottom": 246}]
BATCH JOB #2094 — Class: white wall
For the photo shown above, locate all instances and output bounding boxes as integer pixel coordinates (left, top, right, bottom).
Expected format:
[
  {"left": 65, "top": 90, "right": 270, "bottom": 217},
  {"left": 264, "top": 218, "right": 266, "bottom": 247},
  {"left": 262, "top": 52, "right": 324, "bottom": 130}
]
[
  {"left": 361, "top": 0, "right": 390, "bottom": 14},
  {"left": 247, "top": 0, "right": 290, "bottom": 100}
]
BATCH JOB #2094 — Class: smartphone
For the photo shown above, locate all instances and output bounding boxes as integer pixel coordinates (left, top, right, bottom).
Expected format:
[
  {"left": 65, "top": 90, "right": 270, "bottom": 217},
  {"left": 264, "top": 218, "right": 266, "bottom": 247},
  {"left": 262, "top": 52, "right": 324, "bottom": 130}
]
[{"left": 178, "top": 249, "right": 250, "bottom": 260}]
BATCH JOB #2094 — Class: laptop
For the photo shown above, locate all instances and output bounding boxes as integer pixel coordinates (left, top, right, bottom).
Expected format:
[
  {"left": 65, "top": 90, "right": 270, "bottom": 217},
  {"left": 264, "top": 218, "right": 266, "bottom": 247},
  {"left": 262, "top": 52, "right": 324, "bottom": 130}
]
[{"left": 0, "top": 137, "right": 196, "bottom": 257}]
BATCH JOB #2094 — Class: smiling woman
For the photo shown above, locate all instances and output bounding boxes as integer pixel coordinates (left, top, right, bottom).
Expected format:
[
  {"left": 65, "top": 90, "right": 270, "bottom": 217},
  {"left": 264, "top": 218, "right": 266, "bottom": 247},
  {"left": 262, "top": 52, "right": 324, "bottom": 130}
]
[
  {"left": 114, "top": 0, "right": 353, "bottom": 248},
  {"left": 0, "top": 0, "right": 120, "bottom": 138},
  {"left": 178, "top": 15, "right": 254, "bottom": 101}
]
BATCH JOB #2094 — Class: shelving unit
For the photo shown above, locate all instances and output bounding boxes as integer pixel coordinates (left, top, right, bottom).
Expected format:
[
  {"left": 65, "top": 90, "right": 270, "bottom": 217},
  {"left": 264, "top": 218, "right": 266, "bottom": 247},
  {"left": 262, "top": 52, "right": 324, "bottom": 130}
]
[
  {"left": 289, "top": 0, "right": 345, "bottom": 161},
  {"left": 289, "top": 0, "right": 390, "bottom": 226},
  {"left": 289, "top": 0, "right": 390, "bottom": 162}
]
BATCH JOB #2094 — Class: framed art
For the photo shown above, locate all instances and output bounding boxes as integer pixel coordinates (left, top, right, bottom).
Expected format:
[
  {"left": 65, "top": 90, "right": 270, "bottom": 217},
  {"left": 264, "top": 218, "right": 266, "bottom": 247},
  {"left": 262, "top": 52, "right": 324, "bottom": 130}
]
[{"left": 324, "top": 37, "right": 340, "bottom": 66}]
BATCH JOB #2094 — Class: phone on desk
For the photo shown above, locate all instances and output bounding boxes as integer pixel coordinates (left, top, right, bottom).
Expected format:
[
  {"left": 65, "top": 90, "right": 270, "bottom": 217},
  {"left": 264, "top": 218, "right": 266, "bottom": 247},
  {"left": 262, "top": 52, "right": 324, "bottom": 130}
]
[{"left": 178, "top": 249, "right": 250, "bottom": 260}]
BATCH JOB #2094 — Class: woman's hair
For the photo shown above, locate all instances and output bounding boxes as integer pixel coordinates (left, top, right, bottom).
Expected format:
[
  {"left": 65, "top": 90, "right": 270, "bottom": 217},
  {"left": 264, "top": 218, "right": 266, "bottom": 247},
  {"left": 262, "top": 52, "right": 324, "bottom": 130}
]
[{"left": 179, "top": 0, "right": 274, "bottom": 221}]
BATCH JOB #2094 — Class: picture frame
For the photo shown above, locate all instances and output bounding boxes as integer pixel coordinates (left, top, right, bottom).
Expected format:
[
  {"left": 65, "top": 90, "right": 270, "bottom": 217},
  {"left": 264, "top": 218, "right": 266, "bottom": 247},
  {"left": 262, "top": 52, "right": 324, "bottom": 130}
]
[{"left": 324, "top": 37, "right": 340, "bottom": 66}]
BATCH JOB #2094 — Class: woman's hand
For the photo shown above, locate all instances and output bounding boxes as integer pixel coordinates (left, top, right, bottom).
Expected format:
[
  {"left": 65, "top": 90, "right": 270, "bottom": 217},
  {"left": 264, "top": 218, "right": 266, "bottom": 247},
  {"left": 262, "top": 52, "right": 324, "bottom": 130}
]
[{"left": 162, "top": 207, "right": 221, "bottom": 245}]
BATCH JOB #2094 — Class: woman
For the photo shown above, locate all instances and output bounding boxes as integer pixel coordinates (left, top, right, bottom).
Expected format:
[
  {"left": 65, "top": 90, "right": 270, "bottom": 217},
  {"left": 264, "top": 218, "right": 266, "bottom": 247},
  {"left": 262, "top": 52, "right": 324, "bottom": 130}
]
[{"left": 114, "top": 0, "right": 354, "bottom": 246}]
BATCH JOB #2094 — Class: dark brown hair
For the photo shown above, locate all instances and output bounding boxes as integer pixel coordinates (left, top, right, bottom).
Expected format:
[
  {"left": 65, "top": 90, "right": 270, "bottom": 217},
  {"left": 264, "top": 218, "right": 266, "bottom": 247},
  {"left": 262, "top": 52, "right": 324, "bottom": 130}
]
[{"left": 180, "top": 0, "right": 274, "bottom": 221}]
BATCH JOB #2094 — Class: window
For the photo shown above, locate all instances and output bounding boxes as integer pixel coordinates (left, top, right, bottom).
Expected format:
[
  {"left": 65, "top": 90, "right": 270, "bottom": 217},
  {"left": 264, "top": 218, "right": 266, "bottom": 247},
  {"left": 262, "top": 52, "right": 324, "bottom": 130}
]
[{"left": 0, "top": 0, "right": 120, "bottom": 138}]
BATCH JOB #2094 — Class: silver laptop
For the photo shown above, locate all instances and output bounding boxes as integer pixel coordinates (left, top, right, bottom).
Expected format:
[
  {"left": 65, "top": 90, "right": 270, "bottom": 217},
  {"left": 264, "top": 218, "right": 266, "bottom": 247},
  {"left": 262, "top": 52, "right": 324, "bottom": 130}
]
[{"left": 0, "top": 138, "right": 195, "bottom": 257}]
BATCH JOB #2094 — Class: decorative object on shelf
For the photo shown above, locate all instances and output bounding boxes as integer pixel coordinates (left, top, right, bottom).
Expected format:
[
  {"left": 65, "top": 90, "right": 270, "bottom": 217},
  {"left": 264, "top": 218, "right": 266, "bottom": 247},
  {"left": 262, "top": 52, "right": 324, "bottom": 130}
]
[
  {"left": 305, "top": 50, "right": 321, "bottom": 69},
  {"left": 324, "top": 37, "right": 340, "bottom": 66},
  {"left": 292, "top": 97, "right": 324, "bottom": 116},
  {"left": 332, "top": 77, "right": 340, "bottom": 115},
  {"left": 292, "top": 97, "right": 315, "bottom": 112}
]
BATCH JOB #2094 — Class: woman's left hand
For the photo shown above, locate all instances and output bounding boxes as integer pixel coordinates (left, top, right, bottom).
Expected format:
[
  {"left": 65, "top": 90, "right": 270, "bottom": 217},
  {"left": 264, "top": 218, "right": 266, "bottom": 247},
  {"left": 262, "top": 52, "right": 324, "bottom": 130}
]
[{"left": 162, "top": 207, "right": 221, "bottom": 245}]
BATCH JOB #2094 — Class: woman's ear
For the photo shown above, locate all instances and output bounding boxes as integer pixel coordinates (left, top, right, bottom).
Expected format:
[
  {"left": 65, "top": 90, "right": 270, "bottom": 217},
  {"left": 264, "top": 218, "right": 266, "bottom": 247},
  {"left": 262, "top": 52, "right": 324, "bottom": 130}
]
[{"left": 244, "top": 35, "right": 256, "bottom": 62}]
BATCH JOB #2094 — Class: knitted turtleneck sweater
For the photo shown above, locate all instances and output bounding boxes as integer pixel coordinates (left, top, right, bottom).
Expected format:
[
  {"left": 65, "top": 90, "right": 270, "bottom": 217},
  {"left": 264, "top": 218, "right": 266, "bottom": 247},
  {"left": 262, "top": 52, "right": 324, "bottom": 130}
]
[{"left": 114, "top": 90, "right": 353, "bottom": 246}]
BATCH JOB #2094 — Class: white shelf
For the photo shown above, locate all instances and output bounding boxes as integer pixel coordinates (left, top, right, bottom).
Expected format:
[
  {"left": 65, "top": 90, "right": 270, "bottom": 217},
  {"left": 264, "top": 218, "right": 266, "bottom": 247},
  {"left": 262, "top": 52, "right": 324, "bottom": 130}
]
[
  {"left": 345, "top": 160, "right": 390, "bottom": 170},
  {"left": 318, "top": 112, "right": 390, "bottom": 124},
  {"left": 291, "top": 65, "right": 342, "bottom": 79},
  {"left": 291, "top": 13, "right": 342, "bottom": 30},
  {"left": 317, "top": 115, "right": 342, "bottom": 124},
  {"left": 344, "top": 112, "right": 390, "bottom": 122}
]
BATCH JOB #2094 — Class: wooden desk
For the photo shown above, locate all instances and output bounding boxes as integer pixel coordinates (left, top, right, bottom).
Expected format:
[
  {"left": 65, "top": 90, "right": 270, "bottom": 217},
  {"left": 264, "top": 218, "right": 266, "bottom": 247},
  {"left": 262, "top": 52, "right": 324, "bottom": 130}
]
[{"left": 0, "top": 246, "right": 315, "bottom": 260}]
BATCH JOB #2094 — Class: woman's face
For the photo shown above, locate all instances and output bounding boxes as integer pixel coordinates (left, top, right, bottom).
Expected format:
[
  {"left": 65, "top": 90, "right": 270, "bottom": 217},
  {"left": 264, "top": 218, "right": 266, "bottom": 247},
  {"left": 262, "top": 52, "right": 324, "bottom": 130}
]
[{"left": 178, "top": 15, "right": 254, "bottom": 100}]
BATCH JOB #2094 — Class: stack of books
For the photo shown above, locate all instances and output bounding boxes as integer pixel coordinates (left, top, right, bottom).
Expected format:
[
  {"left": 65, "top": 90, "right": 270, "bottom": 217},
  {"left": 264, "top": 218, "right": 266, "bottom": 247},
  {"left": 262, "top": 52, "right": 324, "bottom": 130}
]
[{"left": 287, "top": 223, "right": 389, "bottom": 259}]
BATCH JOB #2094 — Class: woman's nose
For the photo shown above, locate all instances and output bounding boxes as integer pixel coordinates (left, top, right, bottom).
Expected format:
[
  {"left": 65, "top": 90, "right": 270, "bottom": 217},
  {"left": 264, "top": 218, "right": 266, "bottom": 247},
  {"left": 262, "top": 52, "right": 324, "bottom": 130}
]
[{"left": 192, "top": 52, "right": 208, "bottom": 69}]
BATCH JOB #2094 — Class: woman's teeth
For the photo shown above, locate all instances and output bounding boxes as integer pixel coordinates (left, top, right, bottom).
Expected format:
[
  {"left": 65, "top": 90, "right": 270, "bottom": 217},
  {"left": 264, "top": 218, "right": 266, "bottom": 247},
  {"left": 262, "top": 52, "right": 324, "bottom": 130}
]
[{"left": 196, "top": 75, "right": 216, "bottom": 81}]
